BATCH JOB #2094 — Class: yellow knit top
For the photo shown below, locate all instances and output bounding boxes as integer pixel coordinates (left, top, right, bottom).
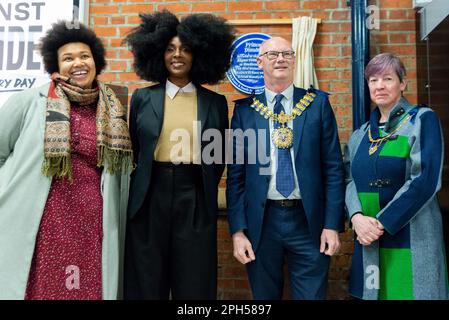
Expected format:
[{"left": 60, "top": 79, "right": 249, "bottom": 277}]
[{"left": 154, "top": 91, "right": 200, "bottom": 164}]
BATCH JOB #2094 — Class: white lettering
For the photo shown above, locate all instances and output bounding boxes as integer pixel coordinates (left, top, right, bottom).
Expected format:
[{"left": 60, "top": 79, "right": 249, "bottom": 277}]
[
  {"left": 365, "top": 265, "right": 380, "bottom": 290},
  {"left": 65, "top": 265, "right": 80, "bottom": 290},
  {"left": 366, "top": 5, "right": 380, "bottom": 30}
]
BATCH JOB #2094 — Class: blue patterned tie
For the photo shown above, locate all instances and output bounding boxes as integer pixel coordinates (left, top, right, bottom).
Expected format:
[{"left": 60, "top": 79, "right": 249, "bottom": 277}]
[{"left": 274, "top": 94, "right": 295, "bottom": 197}]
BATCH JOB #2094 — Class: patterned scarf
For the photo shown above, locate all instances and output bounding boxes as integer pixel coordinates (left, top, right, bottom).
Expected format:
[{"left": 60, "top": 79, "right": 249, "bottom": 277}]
[{"left": 43, "top": 74, "right": 133, "bottom": 180}]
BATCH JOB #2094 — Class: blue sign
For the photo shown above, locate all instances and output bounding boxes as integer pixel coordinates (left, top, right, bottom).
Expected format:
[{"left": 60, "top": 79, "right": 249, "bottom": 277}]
[{"left": 226, "top": 33, "right": 271, "bottom": 95}]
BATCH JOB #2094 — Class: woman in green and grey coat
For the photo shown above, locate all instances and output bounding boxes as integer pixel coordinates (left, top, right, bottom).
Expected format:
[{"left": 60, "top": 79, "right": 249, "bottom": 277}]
[{"left": 345, "top": 53, "right": 448, "bottom": 300}]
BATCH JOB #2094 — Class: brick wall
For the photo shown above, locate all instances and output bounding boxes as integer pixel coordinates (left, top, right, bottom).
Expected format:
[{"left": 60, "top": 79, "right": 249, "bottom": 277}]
[{"left": 89, "top": 0, "right": 418, "bottom": 299}]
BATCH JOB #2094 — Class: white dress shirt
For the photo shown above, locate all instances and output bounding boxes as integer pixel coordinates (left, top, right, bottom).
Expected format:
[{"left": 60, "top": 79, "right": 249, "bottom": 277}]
[{"left": 165, "top": 79, "right": 196, "bottom": 99}]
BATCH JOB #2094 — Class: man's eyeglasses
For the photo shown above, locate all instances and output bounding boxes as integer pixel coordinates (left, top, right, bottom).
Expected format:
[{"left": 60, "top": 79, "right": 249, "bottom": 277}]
[{"left": 259, "top": 51, "right": 295, "bottom": 60}]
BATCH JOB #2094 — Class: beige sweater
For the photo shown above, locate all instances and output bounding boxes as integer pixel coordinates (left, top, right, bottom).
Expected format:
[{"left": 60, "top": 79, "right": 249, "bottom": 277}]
[{"left": 154, "top": 91, "right": 200, "bottom": 164}]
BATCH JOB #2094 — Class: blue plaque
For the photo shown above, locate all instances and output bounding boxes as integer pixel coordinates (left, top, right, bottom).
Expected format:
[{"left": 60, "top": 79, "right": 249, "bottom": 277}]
[{"left": 226, "top": 33, "right": 271, "bottom": 95}]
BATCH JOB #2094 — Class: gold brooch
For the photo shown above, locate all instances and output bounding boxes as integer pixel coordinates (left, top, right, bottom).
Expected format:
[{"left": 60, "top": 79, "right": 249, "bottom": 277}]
[
  {"left": 272, "top": 127, "right": 294, "bottom": 149},
  {"left": 277, "top": 111, "right": 288, "bottom": 125}
]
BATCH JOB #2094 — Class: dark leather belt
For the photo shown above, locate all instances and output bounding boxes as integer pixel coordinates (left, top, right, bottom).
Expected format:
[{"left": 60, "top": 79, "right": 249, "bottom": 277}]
[{"left": 267, "top": 199, "right": 299, "bottom": 208}]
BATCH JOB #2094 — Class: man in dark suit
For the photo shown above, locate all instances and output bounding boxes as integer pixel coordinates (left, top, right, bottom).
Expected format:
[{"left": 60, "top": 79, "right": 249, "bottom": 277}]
[
  {"left": 124, "top": 11, "right": 234, "bottom": 299},
  {"left": 227, "top": 37, "right": 345, "bottom": 299}
]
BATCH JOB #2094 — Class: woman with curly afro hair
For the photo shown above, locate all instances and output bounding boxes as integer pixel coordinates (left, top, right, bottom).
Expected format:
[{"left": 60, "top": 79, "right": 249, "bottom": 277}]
[
  {"left": 124, "top": 10, "right": 235, "bottom": 299},
  {"left": 0, "top": 21, "right": 132, "bottom": 299}
]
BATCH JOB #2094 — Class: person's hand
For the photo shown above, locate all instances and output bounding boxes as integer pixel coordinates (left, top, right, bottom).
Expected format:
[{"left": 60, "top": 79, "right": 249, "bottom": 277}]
[
  {"left": 351, "top": 214, "right": 384, "bottom": 246},
  {"left": 232, "top": 230, "right": 256, "bottom": 264},
  {"left": 320, "top": 229, "right": 341, "bottom": 256},
  {"left": 376, "top": 220, "right": 384, "bottom": 230}
]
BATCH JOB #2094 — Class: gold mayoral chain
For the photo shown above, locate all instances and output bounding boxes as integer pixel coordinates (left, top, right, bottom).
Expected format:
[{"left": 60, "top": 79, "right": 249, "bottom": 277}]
[
  {"left": 250, "top": 92, "right": 316, "bottom": 149},
  {"left": 367, "top": 113, "right": 412, "bottom": 155}
]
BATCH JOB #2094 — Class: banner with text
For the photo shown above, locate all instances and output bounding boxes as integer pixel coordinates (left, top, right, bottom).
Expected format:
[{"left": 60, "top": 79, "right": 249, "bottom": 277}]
[{"left": 0, "top": 0, "right": 73, "bottom": 108}]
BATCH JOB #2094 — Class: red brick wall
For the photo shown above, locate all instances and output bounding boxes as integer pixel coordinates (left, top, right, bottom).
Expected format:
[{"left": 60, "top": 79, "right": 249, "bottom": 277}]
[
  {"left": 89, "top": 0, "right": 418, "bottom": 299},
  {"left": 369, "top": 0, "right": 418, "bottom": 105}
]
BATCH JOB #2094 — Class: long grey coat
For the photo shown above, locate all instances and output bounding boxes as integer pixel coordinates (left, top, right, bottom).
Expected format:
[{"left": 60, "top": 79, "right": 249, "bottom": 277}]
[
  {"left": 345, "top": 98, "right": 448, "bottom": 299},
  {"left": 0, "top": 83, "right": 130, "bottom": 300}
]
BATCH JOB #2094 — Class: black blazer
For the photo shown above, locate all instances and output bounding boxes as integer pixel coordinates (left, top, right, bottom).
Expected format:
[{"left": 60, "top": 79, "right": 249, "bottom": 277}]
[{"left": 127, "top": 83, "right": 228, "bottom": 219}]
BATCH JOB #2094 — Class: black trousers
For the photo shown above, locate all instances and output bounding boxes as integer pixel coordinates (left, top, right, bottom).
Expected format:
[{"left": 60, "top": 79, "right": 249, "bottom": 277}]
[{"left": 124, "top": 162, "right": 217, "bottom": 300}]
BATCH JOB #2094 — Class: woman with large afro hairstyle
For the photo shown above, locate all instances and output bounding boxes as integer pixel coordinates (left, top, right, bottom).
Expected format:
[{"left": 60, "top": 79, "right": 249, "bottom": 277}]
[
  {"left": 125, "top": 10, "right": 234, "bottom": 85},
  {"left": 123, "top": 10, "right": 235, "bottom": 300}
]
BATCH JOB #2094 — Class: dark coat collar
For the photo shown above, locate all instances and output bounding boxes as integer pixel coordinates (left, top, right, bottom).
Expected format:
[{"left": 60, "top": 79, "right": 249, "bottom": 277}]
[{"left": 369, "top": 97, "right": 415, "bottom": 139}]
